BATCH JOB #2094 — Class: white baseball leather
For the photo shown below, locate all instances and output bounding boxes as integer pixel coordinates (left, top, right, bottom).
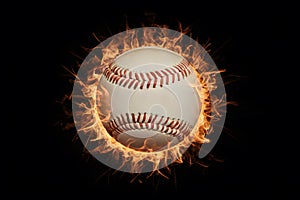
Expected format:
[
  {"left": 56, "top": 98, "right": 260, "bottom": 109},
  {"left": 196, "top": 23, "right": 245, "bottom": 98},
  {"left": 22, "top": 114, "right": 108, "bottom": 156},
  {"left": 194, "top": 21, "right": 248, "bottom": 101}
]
[{"left": 97, "top": 46, "right": 202, "bottom": 151}]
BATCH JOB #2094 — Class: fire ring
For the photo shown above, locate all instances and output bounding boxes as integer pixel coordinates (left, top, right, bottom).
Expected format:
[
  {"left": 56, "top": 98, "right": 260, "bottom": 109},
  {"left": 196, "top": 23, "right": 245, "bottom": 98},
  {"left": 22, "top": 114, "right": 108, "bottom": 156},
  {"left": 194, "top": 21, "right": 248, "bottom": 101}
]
[{"left": 72, "top": 27, "right": 226, "bottom": 173}]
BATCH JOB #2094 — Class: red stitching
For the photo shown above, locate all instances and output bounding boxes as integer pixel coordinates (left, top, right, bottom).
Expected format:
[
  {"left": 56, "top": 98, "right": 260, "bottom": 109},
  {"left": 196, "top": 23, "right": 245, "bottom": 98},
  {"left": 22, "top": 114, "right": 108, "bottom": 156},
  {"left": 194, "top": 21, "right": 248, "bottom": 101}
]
[
  {"left": 127, "top": 79, "right": 135, "bottom": 89},
  {"left": 150, "top": 72, "right": 157, "bottom": 88},
  {"left": 137, "top": 112, "right": 142, "bottom": 123},
  {"left": 170, "top": 67, "right": 180, "bottom": 81},
  {"left": 160, "top": 70, "right": 168, "bottom": 85},
  {"left": 146, "top": 73, "right": 152, "bottom": 89},
  {"left": 118, "top": 77, "right": 125, "bottom": 86},
  {"left": 103, "top": 59, "right": 191, "bottom": 89},
  {"left": 142, "top": 112, "right": 147, "bottom": 123},
  {"left": 131, "top": 113, "right": 136, "bottom": 123},
  {"left": 129, "top": 71, "right": 133, "bottom": 79},
  {"left": 102, "top": 112, "right": 193, "bottom": 139}
]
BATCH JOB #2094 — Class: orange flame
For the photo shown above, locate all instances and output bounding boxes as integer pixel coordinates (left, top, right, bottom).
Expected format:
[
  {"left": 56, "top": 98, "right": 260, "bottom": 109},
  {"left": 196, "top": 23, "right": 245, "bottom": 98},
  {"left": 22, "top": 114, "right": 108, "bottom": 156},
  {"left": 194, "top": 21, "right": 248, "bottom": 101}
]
[{"left": 71, "top": 26, "right": 226, "bottom": 175}]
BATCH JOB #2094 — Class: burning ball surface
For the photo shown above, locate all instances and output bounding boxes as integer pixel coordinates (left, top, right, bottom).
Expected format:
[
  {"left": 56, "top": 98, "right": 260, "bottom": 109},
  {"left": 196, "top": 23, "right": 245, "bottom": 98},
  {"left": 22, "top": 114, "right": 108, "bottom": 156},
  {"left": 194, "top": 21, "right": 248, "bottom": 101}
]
[
  {"left": 72, "top": 27, "right": 226, "bottom": 173},
  {"left": 98, "top": 46, "right": 202, "bottom": 152}
]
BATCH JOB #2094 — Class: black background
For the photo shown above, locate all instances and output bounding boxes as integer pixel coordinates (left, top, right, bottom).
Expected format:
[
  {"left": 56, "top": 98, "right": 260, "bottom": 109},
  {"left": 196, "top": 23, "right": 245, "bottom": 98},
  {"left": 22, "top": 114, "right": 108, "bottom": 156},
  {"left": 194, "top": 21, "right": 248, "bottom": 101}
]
[{"left": 5, "top": 1, "right": 297, "bottom": 198}]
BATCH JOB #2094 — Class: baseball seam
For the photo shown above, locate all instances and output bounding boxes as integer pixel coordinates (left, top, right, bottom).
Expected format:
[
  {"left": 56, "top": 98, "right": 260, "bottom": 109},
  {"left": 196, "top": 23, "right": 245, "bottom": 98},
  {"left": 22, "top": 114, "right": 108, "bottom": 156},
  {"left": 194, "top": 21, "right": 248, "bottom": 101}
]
[
  {"left": 103, "top": 112, "right": 193, "bottom": 138},
  {"left": 103, "top": 59, "right": 191, "bottom": 89}
]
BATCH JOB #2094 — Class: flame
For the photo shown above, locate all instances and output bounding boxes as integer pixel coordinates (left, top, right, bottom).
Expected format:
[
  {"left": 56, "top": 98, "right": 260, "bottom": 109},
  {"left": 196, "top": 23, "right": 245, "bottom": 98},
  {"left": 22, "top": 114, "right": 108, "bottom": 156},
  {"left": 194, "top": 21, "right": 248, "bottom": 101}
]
[{"left": 71, "top": 26, "right": 226, "bottom": 174}]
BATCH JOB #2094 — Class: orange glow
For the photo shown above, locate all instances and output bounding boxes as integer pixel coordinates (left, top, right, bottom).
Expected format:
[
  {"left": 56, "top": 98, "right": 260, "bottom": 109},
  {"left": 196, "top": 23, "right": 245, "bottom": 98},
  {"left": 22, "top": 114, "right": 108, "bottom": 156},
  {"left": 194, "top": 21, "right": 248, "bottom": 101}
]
[{"left": 70, "top": 25, "right": 226, "bottom": 175}]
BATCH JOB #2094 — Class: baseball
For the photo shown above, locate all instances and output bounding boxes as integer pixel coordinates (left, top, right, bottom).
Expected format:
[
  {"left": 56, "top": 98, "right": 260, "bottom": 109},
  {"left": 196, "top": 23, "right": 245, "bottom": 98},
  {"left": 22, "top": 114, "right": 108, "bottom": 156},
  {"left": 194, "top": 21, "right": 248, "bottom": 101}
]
[{"left": 97, "top": 46, "right": 202, "bottom": 152}]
